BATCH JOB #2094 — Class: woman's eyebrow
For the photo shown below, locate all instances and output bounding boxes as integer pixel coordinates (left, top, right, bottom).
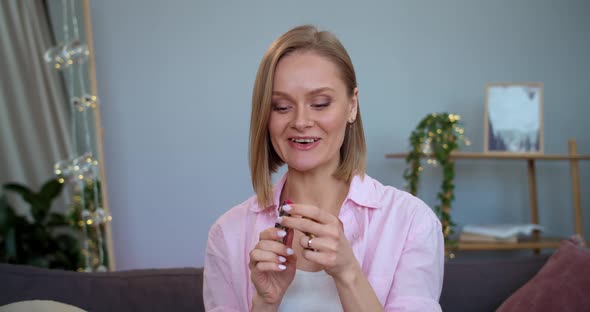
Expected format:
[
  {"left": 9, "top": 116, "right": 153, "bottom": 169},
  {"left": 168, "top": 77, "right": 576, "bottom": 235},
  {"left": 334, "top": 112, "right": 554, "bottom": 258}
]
[
  {"left": 272, "top": 87, "right": 334, "bottom": 98},
  {"left": 307, "top": 87, "right": 334, "bottom": 96},
  {"left": 271, "top": 90, "right": 292, "bottom": 98}
]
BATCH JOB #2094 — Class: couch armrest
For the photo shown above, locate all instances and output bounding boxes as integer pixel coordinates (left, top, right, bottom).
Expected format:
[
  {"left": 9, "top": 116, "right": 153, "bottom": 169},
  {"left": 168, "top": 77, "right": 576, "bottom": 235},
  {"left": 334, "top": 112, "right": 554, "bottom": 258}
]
[
  {"left": 0, "top": 264, "right": 205, "bottom": 312},
  {"left": 440, "top": 255, "right": 549, "bottom": 311}
]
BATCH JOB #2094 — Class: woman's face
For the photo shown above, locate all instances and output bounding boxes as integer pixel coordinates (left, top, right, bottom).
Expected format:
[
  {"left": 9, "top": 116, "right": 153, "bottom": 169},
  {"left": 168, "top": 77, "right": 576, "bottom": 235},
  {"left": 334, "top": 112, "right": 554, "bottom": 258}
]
[{"left": 269, "top": 51, "right": 358, "bottom": 174}]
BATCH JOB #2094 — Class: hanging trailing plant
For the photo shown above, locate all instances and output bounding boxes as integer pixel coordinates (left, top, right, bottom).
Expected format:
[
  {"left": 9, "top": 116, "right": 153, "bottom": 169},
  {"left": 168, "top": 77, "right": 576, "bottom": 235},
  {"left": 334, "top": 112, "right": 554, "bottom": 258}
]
[{"left": 403, "top": 113, "right": 470, "bottom": 244}]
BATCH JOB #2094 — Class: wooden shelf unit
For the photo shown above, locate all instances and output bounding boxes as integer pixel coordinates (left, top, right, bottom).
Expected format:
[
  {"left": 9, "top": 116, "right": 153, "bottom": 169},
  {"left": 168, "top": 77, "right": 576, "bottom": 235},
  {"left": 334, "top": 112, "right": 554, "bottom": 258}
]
[
  {"left": 385, "top": 152, "right": 590, "bottom": 161},
  {"left": 386, "top": 139, "right": 588, "bottom": 251},
  {"left": 455, "top": 237, "right": 563, "bottom": 251}
]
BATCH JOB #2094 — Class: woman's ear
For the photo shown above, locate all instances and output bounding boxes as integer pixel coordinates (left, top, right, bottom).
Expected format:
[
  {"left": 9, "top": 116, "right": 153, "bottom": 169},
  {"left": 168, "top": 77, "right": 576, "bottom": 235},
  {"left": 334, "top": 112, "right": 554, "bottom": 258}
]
[{"left": 348, "top": 88, "right": 359, "bottom": 122}]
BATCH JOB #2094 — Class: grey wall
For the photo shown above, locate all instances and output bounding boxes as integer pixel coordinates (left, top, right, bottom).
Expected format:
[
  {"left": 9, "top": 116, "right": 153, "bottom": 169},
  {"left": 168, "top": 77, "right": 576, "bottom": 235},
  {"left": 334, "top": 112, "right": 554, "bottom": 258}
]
[{"left": 89, "top": 0, "right": 590, "bottom": 270}]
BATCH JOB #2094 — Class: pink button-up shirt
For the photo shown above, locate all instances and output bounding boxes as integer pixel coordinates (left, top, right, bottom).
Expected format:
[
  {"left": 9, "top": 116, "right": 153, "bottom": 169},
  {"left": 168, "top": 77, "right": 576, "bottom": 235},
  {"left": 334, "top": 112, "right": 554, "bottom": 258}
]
[{"left": 204, "top": 174, "right": 444, "bottom": 311}]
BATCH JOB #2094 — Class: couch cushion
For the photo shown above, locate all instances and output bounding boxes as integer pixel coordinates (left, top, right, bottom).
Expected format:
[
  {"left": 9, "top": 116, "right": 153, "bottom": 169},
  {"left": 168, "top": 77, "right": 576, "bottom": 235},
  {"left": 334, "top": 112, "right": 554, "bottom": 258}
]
[
  {"left": 440, "top": 255, "right": 549, "bottom": 312},
  {"left": 0, "top": 264, "right": 204, "bottom": 312},
  {"left": 497, "top": 240, "right": 590, "bottom": 312},
  {"left": 0, "top": 300, "right": 88, "bottom": 312}
]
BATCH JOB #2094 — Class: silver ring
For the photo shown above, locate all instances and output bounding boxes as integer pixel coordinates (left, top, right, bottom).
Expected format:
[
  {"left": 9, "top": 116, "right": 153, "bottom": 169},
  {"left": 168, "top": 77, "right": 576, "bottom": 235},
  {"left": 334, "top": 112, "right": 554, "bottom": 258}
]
[{"left": 307, "top": 236, "right": 313, "bottom": 249}]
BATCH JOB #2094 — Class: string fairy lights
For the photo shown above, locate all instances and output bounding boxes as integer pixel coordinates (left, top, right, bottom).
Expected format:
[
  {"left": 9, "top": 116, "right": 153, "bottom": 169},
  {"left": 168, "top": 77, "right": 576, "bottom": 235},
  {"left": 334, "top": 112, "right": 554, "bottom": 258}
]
[{"left": 44, "top": 0, "right": 110, "bottom": 272}]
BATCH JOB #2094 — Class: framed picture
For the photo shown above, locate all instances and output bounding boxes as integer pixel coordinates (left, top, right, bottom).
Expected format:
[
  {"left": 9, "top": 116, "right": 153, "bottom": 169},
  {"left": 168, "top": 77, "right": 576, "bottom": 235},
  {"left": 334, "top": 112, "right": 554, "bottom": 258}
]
[{"left": 484, "top": 83, "right": 543, "bottom": 154}]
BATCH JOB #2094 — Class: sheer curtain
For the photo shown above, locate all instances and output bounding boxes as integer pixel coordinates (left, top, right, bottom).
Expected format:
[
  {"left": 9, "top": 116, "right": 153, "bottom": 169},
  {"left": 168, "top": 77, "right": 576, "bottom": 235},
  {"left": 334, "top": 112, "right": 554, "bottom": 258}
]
[{"left": 0, "top": 0, "right": 72, "bottom": 214}]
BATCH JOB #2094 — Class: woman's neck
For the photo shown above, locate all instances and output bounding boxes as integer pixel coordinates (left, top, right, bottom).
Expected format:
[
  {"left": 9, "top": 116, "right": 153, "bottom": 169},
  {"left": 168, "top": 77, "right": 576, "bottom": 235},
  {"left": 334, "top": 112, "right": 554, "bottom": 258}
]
[{"left": 281, "top": 168, "right": 350, "bottom": 216}]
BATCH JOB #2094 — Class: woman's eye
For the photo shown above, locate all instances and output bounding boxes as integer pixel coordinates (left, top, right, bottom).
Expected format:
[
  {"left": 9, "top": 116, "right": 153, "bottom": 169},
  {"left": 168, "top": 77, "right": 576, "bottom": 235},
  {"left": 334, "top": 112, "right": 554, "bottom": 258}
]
[
  {"left": 312, "top": 102, "right": 331, "bottom": 109},
  {"left": 271, "top": 104, "right": 290, "bottom": 112}
]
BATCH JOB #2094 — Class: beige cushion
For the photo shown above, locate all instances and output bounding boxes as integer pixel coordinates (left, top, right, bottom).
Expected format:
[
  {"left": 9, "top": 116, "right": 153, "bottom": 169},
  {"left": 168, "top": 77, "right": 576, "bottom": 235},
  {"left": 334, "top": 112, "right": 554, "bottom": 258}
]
[{"left": 0, "top": 300, "right": 88, "bottom": 312}]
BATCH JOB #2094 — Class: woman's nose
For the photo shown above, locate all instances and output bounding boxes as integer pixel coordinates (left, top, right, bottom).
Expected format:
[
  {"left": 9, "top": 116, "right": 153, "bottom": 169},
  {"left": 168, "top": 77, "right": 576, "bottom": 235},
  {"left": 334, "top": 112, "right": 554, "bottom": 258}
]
[{"left": 292, "top": 106, "right": 314, "bottom": 130}]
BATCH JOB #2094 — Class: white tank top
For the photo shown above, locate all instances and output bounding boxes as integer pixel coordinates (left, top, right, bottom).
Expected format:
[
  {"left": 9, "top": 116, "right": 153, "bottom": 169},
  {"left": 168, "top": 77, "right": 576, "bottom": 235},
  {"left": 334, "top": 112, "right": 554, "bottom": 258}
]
[{"left": 279, "top": 270, "right": 343, "bottom": 312}]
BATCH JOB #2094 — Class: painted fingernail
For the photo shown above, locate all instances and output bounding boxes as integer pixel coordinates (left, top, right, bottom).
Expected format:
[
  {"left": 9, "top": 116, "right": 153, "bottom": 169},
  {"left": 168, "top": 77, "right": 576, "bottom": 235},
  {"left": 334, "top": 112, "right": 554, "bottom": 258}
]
[
  {"left": 278, "top": 256, "right": 286, "bottom": 263},
  {"left": 277, "top": 230, "right": 287, "bottom": 238},
  {"left": 286, "top": 248, "right": 294, "bottom": 255},
  {"left": 282, "top": 205, "right": 292, "bottom": 212},
  {"left": 278, "top": 264, "right": 286, "bottom": 270},
  {"left": 285, "top": 199, "right": 292, "bottom": 205},
  {"left": 276, "top": 216, "right": 283, "bottom": 224}
]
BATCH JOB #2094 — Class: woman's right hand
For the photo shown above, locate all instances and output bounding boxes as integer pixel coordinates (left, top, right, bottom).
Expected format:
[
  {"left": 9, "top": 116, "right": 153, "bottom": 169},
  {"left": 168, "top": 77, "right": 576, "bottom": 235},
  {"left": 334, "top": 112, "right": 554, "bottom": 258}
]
[{"left": 249, "top": 227, "right": 297, "bottom": 309}]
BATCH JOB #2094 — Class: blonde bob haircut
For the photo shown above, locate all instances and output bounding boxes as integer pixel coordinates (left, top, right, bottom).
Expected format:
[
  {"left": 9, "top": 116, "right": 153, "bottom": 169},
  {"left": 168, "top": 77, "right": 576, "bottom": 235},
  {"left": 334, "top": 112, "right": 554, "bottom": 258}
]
[{"left": 249, "top": 25, "right": 366, "bottom": 208}]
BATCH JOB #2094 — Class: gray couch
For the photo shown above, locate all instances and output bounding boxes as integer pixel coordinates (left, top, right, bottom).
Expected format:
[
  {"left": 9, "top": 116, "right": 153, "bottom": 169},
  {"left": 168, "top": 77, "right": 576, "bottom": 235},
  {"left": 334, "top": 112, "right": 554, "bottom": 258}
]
[{"left": 0, "top": 255, "right": 549, "bottom": 311}]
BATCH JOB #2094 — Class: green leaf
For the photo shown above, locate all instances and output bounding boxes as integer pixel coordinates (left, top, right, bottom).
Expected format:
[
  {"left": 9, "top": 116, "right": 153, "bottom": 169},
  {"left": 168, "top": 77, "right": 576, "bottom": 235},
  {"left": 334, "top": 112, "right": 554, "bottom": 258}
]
[
  {"left": 5, "top": 228, "right": 17, "bottom": 259},
  {"left": 30, "top": 197, "right": 50, "bottom": 223},
  {"left": 40, "top": 179, "right": 64, "bottom": 201},
  {"left": 31, "top": 227, "right": 52, "bottom": 247},
  {"left": 46, "top": 213, "right": 68, "bottom": 227},
  {"left": 0, "top": 194, "right": 17, "bottom": 233},
  {"left": 3, "top": 183, "right": 32, "bottom": 195},
  {"left": 3, "top": 183, "right": 36, "bottom": 205},
  {"left": 27, "top": 256, "right": 50, "bottom": 268},
  {"left": 55, "top": 234, "right": 79, "bottom": 251}
]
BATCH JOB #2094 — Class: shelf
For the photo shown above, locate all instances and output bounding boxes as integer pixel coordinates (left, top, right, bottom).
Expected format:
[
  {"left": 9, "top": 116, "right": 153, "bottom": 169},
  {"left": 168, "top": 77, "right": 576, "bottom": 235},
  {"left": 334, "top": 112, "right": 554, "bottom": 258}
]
[
  {"left": 450, "top": 237, "right": 564, "bottom": 251},
  {"left": 388, "top": 140, "right": 586, "bottom": 252},
  {"left": 385, "top": 152, "right": 590, "bottom": 161}
]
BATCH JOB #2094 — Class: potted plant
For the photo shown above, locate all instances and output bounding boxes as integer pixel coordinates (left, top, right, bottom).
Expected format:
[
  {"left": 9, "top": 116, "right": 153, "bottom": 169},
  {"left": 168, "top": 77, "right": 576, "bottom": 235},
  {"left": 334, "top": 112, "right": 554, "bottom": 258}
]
[{"left": 0, "top": 178, "right": 81, "bottom": 270}]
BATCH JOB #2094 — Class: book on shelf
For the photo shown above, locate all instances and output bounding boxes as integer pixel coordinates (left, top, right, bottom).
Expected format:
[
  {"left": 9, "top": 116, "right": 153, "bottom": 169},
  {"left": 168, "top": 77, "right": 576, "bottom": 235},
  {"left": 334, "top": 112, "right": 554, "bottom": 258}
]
[{"left": 461, "top": 224, "right": 544, "bottom": 239}]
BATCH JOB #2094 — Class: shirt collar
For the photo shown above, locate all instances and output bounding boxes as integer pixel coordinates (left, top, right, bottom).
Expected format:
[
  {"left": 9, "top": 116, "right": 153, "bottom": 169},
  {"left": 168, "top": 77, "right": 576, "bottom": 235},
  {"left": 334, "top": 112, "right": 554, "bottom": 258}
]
[
  {"left": 249, "top": 171, "right": 381, "bottom": 213},
  {"left": 346, "top": 174, "right": 381, "bottom": 209}
]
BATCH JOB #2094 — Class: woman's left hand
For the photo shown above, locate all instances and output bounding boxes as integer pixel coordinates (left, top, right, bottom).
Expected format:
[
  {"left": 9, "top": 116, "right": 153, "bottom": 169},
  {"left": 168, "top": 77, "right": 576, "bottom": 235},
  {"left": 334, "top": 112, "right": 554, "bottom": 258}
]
[{"left": 276, "top": 203, "right": 360, "bottom": 281}]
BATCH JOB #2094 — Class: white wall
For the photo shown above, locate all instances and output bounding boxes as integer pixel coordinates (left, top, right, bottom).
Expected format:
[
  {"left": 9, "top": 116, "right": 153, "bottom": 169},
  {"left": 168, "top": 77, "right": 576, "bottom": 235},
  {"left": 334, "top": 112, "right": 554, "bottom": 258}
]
[{"left": 89, "top": 0, "right": 590, "bottom": 269}]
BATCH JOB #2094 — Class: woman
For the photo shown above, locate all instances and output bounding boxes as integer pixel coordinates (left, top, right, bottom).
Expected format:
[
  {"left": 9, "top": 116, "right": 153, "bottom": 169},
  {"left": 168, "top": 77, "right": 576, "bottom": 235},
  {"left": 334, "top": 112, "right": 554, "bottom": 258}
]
[{"left": 204, "top": 25, "right": 444, "bottom": 311}]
